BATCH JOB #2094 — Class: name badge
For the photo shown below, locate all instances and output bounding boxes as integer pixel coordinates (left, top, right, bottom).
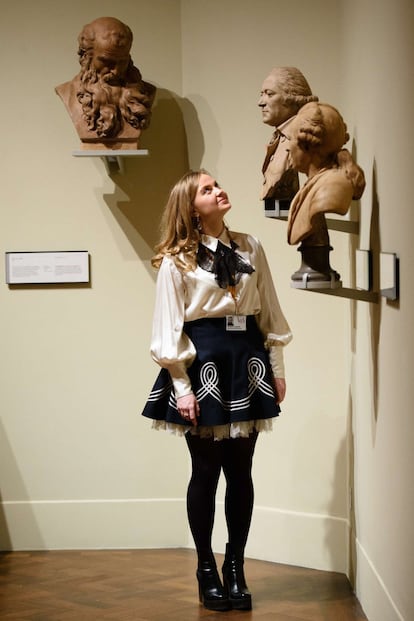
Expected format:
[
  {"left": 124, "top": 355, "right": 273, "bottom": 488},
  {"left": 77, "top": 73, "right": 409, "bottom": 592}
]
[{"left": 226, "top": 315, "right": 247, "bottom": 331}]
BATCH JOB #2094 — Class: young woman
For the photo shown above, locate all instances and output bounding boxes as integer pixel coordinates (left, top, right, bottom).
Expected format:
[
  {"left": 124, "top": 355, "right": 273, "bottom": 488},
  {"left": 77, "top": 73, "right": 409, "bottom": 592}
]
[{"left": 142, "top": 170, "right": 292, "bottom": 611}]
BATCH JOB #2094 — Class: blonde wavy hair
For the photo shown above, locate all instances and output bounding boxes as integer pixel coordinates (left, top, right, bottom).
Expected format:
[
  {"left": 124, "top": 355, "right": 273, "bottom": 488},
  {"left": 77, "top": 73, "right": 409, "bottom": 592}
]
[{"left": 152, "top": 169, "right": 208, "bottom": 271}]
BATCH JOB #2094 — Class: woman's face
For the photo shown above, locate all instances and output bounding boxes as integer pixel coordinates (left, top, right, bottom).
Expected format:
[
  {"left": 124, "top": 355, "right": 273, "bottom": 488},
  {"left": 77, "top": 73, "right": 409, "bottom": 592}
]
[{"left": 192, "top": 174, "right": 232, "bottom": 222}]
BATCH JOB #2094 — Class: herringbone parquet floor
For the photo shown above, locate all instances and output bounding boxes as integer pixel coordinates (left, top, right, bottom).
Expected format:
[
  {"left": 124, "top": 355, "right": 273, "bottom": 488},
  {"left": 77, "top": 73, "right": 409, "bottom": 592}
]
[{"left": 0, "top": 548, "right": 367, "bottom": 620}]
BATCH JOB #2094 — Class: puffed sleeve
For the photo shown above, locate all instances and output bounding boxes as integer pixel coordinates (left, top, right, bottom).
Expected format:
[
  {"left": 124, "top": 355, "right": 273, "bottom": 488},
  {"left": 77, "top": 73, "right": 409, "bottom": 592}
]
[
  {"left": 254, "top": 239, "right": 292, "bottom": 378},
  {"left": 150, "top": 256, "right": 196, "bottom": 398}
]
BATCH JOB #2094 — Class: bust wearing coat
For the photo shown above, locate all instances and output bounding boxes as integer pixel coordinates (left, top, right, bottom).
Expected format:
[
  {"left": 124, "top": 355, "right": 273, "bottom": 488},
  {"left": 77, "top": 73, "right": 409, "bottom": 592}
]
[
  {"left": 285, "top": 102, "right": 365, "bottom": 286},
  {"left": 258, "top": 67, "right": 318, "bottom": 202}
]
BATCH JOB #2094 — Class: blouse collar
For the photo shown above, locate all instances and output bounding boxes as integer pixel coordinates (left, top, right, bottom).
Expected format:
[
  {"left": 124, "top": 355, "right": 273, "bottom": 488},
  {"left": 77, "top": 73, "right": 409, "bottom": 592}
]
[{"left": 200, "top": 227, "right": 232, "bottom": 252}]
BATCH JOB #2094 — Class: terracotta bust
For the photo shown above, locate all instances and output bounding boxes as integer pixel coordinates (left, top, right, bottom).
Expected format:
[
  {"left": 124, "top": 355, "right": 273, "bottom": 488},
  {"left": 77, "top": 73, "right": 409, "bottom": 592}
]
[
  {"left": 286, "top": 102, "right": 365, "bottom": 287},
  {"left": 55, "top": 16, "right": 156, "bottom": 149},
  {"left": 258, "top": 67, "right": 318, "bottom": 205}
]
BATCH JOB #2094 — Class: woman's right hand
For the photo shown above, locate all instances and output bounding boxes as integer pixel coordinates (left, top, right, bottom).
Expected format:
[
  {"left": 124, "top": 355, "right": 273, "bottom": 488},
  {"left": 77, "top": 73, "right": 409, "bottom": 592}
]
[
  {"left": 176, "top": 393, "right": 200, "bottom": 426},
  {"left": 274, "top": 377, "right": 286, "bottom": 404}
]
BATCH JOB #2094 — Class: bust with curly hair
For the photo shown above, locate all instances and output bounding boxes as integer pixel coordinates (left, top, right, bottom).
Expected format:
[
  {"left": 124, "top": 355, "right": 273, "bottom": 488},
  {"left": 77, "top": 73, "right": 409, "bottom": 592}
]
[{"left": 285, "top": 102, "right": 365, "bottom": 287}]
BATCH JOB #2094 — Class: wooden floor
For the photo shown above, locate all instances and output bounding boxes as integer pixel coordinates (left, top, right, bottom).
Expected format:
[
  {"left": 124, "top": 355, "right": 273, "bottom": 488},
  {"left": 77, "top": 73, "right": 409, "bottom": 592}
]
[{"left": 0, "top": 548, "right": 367, "bottom": 620}]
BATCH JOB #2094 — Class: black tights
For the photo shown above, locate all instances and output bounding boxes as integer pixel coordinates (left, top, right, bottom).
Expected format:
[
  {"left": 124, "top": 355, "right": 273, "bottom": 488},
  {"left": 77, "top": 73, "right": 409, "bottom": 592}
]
[{"left": 185, "top": 430, "right": 258, "bottom": 564}]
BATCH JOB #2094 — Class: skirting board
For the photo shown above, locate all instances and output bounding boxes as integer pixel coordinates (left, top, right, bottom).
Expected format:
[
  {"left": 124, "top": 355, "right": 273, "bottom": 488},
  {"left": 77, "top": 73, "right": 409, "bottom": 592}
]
[
  {"left": 2, "top": 500, "right": 405, "bottom": 618},
  {"left": 354, "top": 538, "right": 405, "bottom": 621},
  {"left": 213, "top": 502, "right": 349, "bottom": 574},
  {"left": 0, "top": 499, "right": 188, "bottom": 551},
  {"left": 0, "top": 498, "right": 349, "bottom": 573},
  {"left": 1, "top": 499, "right": 348, "bottom": 574}
]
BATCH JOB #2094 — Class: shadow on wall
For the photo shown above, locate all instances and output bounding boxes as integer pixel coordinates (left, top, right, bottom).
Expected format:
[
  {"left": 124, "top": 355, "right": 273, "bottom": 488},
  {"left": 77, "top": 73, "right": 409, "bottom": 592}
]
[
  {"left": 348, "top": 142, "right": 361, "bottom": 352},
  {"left": 369, "top": 162, "right": 381, "bottom": 433},
  {"left": 102, "top": 89, "right": 204, "bottom": 277},
  {"left": 179, "top": 93, "right": 221, "bottom": 175},
  {"left": 347, "top": 387, "right": 357, "bottom": 588},
  {"left": 336, "top": 150, "right": 385, "bottom": 582},
  {"left": 367, "top": 160, "right": 398, "bottom": 441},
  {"left": 325, "top": 433, "right": 348, "bottom": 575},
  {"left": 0, "top": 421, "right": 44, "bottom": 551},
  {"left": 346, "top": 159, "right": 385, "bottom": 585},
  {"left": 348, "top": 153, "right": 382, "bottom": 438}
]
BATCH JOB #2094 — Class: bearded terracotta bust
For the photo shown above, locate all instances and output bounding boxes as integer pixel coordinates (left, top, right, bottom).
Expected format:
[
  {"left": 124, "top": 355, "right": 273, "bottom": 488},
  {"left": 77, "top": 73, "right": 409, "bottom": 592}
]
[{"left": 55, "top": 16, "right": 156, "bottom": 149}]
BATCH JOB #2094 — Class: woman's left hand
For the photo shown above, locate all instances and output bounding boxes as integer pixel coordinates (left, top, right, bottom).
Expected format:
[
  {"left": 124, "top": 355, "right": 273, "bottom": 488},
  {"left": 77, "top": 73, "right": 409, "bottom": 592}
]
[
  {"left": 274, "top": 378, "right": 286, "bottom": 404},
  {"left": 176, "top": 393, "right": 200, "bottom": 426}
]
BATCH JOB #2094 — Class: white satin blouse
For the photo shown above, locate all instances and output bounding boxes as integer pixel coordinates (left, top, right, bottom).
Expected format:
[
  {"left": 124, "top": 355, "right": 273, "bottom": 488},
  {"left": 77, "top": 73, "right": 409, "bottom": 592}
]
[{"left": 150, "top": 229, "right": 292, "bottom": 399}]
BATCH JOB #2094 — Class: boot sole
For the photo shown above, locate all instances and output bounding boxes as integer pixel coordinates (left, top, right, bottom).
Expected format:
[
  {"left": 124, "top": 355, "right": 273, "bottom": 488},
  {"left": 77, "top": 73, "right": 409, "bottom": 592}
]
[
  {"left": 200, "top": 599, "right": 232, "bottom": 611},
  {"left": 229, "top": 597, "right": 252, "bottom": 611}
]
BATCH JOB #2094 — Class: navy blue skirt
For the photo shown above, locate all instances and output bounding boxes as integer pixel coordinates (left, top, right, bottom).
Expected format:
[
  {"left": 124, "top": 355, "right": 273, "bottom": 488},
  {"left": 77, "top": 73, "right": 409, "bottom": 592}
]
[{"left": 141, "top": 316, "right": 280, "bottom": 428}]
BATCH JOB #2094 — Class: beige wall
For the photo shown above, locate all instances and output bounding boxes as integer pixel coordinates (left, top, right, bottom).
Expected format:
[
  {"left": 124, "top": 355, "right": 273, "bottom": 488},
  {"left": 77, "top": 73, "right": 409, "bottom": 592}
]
[
  {"left": 339, "top": 2, "right": 414, "bottom": 620},
  {"left": 0, "top": 0, "right": 190, "bottom": 550},
  {"left": 180, "top": 0, "right": 351, "bottom": 574},
  {"left": 1, "top": 1, "right": 412, "bottom": 620}
]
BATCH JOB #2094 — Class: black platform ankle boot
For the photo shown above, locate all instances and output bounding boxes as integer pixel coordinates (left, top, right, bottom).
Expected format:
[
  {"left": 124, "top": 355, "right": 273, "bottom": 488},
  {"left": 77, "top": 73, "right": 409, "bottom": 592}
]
[
  {"left": 222, "top": 544, "right": 252, "bottom": 610},
  {"left": 196, "top": 557, "right": 231, "bottom": 611}
]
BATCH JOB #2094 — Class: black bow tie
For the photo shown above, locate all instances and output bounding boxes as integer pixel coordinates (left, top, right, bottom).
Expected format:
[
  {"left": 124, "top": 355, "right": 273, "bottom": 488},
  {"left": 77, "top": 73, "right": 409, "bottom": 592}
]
[{"left": 197, "top": 240, "right": 254, "bottom": 289}]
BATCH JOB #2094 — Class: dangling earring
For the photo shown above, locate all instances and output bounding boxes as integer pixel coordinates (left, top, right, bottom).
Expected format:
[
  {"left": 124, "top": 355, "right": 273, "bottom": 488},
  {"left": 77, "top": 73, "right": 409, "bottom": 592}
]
[{"left": 192, "top": 213, "right": 203, "bottom": 233}]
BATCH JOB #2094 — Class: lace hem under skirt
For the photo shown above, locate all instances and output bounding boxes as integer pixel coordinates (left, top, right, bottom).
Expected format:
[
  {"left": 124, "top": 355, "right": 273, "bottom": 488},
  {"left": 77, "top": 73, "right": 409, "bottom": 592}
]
[
  {"left": 142, "top": 317, "right": 281, "bottom": 436},
  {"left": 151, "top": 418, "right": 274, "bottom": 441}
]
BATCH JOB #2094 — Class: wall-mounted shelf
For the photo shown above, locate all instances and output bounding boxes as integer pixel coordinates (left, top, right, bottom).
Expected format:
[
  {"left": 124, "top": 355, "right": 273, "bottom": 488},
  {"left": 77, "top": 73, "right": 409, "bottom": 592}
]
[
  {"left": 295, "top": 286, "right": 379, "bottom": 303},
  {"left": 264, "top": 196, "right": 399, "bottom": 303},
  {"left": 289, "top": 247, "right": 380, "bottom": 302},
  {"left": 289, "top": 244, "right": 398, "bottom": 303},
  {"left": 72, "top": 149, "right": 149, "bottom": 174},
  {"left": 266, "top": 213, "right": 359, "bottom": 234},
  {"left": 324, "top": 218, "right": 359, "bottom": 234}
]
